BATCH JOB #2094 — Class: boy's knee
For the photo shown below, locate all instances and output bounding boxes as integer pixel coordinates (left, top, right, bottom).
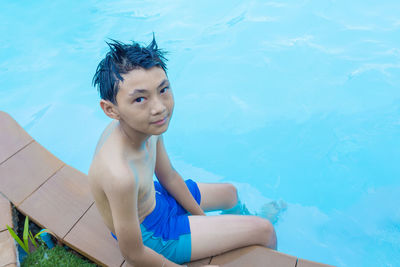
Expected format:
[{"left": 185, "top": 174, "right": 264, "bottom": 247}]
[
  {"left": 225, "top": 183, "right": 238, "bottom": 209},
  {"left": 261, "top": 219, "right": 277, "bottom": 249},
  {"left": 252, "top": 217, "right": 277, "bottom": 249}
]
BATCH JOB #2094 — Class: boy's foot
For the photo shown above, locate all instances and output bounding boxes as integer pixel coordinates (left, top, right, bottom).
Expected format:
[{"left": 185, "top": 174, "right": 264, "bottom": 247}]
[
  {"left": 221, "top": 199, "right": 287, "bottom": 225},
  {"left": 257, "top": 200, "right": 287, "bottom": 224},
  {"left": 220, "top": 200, "right": 251, "bottom": 215}
]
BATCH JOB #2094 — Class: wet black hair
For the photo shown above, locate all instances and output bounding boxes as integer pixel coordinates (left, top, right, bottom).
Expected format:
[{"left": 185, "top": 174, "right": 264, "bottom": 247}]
[{"left": 92, "top": 34, "right": 168, "bottom": 104}]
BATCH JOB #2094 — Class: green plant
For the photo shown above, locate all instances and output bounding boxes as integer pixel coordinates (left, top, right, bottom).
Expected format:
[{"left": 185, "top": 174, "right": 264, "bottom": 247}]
[
  {"left": 21, "top": 244, "right": 98, "bottom": 267},
  {"left": 6, "top": 215, "right": 52, "bottom": 254}
]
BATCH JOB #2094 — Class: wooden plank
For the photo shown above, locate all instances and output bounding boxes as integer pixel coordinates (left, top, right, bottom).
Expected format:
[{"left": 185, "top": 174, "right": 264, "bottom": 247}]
[
  {"left": 0, "top": 111, "right": 33, "bottom": 164},
  {"left": 0, "top": 194, "right": 13, "bottom": 232},
  {"left": 0, "top": 141, "right": 64, "bottom": 205},
  {"left": 210, "top": 245, "right": 297, "bottom": 267},
  {"left": 18, "top": 165, "right": 94, "bottom": 239},
  {"left": 63, "top": 204, "right": 125, "bottom": 267},
  {"left": 187, "top": 257, "right": 212, "bottom": 267},
  {"left": 0, "top": 230, "right": 17, "bottom": 266},
  {"left": 297, "top": 258, "right": 335, "bottom": 267}
]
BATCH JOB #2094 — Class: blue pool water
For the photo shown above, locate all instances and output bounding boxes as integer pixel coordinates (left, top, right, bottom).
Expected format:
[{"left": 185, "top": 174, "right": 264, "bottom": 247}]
[{"left": 1, "top": 1, "right": 400, "bottom": 266}]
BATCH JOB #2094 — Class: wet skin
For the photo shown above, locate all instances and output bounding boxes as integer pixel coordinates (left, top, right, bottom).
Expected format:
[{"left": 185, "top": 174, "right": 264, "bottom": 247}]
[
  {"left": 89, "top": 66, "right": 175, "bottom": 232},
  {"left": 88, "top": 66, "right": 276, "bottom": 266},
  {"left": 88, "top": 66, "right": 205, "bottom": 266}
]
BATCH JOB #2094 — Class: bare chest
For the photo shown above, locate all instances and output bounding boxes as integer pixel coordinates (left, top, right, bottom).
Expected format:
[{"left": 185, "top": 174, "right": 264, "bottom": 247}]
[{"left": 129, "top": 137, "right": 157, "bottom": 201}]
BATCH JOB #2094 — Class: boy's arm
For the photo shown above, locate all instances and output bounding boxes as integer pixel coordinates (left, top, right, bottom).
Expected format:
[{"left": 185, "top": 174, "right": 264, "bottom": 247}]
[
  {"left": 155, "top": 135, "right": 205, "bottom": 216},
  {"left": 104, "top": 166, "right": 182, "bottom": 267}
]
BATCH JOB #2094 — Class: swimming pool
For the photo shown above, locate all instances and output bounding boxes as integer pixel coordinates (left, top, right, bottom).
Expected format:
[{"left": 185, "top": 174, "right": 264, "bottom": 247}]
[{"left": 1, "top": 0, "right": 399, "bottom": 266}]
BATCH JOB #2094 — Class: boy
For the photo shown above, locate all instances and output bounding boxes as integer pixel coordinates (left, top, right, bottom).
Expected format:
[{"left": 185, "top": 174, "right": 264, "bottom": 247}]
[{"left": 88, "top": 36, "right": 277, "bottom": 267}]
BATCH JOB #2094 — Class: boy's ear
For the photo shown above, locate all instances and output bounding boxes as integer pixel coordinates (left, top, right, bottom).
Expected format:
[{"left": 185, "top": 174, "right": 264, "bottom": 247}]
[{"left": 100, "top": 99, "right": 120, "bottom": 120}]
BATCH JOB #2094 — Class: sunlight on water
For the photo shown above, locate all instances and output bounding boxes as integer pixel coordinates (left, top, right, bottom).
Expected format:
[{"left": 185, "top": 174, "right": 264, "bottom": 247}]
[{"left": 1, "top": 0, "right": 399, "bottom": 266}]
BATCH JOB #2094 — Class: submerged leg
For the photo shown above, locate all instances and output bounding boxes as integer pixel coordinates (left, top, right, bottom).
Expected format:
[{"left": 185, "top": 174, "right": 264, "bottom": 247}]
[{"left": 197, "top": 183, "right": 238, "bottom": 212}]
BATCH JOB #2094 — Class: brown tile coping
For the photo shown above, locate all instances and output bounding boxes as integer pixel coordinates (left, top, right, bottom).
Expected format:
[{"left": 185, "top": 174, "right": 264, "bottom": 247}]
[
  {"left": 18, "top": 165, "right": 94, "bottom": 239},
  {"left": 0, "top": 111, "right": 33, "bottom": 165},
  {"left": 0, "top": 194, "right": 13, "bottom": 232},
  {"left": 0, "top": 230, "right": 17, "bottom": 267},
  {"left": 297, "top": 258, "right": 335, "bottom": 267},
  {"left": 0, "top": 141, "right": 64, "bottom": 206},
  {"left": 63, "top": 204, "right": 125, "bottom": 267},
  {"left": 210, "top": 245, "right": 297, "bottom": 267},
  {"left": 187, "top": 257, "right": 212, "bottom": 266},
  {"left": 0, "top": 197, "right": 17, "bottom": 267}
]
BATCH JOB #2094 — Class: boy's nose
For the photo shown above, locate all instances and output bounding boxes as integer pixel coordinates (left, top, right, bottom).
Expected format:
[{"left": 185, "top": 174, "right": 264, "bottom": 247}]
[{"left": 151, "top": 98, "right": 166, "bottom": 115}]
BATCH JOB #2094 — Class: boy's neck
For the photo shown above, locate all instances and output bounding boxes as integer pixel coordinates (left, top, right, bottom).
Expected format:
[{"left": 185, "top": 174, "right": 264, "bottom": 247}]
[{"left": 118, "top": 121, "right": 150, "bottom": 151}]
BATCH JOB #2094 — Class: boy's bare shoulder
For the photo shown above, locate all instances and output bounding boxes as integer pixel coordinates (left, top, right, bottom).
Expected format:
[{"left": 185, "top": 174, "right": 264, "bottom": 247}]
[
  {"left": 89, "top": 128, "right": 133, "bottom": 191},
  {"left": 90, "top": 153, "right": 130, "bottom": 181}
]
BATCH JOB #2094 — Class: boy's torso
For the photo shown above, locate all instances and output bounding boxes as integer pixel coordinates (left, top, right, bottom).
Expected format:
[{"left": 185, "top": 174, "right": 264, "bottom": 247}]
[{"left": 88, "top": 120, "right": 158, "bottom": 234}]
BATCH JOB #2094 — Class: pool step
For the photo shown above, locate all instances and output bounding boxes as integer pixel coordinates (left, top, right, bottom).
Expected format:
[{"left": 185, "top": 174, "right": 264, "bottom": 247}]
[{"left": 0, "top": 111, "right": 334, "bottom": 267}]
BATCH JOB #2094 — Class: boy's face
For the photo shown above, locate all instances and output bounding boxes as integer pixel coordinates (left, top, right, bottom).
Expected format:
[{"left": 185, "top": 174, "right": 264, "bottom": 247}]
[{"left": 113, "top": 66, "right": 174, "bottom": 136}]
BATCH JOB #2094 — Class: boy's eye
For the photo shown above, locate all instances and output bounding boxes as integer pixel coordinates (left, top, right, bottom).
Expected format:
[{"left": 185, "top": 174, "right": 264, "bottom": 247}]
[
  {"left": 160, "top": 86, "right": 169, "bottom": 94},
  {"left": 135, "top": 97, "right": 145, "bottom": 103}
]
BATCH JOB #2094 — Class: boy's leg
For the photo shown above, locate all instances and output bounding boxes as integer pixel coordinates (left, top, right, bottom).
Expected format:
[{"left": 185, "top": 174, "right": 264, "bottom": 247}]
[
  {"left": 197, "top": 183, "right": 238, "bottom": 211},
  {"left": 188, "top": 214, "right": 277, "bottom": 261}
]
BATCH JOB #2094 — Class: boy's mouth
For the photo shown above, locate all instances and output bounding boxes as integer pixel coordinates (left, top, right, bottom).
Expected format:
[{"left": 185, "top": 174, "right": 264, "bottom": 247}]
[{"left": 151, "top": 115, "right": 168, "bottom": 125}]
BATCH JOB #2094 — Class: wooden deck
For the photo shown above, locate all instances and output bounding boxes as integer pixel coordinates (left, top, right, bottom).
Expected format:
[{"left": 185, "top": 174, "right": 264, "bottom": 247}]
[
  {"left": 0, "top": 111, "right": 334, "bottom": 267},
  {"left": 0, "top": 193, "right": 17, "bottom": 267}
]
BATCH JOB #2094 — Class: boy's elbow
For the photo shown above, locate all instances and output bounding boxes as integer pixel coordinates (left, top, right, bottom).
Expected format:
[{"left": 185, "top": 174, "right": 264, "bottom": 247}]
[
  {"left": 120, "top": 242, "right": 145, "bottom": 265},
  {"left": 124, "top": 253, "right": 155, "bottom": 267}
]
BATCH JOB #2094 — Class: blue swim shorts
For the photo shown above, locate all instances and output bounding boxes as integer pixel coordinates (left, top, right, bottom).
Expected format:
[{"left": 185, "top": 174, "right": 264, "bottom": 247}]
[{"left": 111, "top": 179, "right": 201, "bottom": 264}]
